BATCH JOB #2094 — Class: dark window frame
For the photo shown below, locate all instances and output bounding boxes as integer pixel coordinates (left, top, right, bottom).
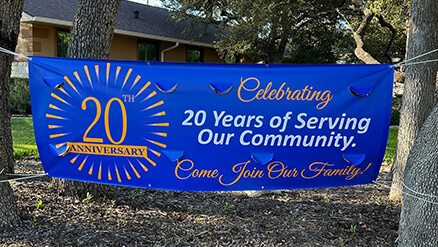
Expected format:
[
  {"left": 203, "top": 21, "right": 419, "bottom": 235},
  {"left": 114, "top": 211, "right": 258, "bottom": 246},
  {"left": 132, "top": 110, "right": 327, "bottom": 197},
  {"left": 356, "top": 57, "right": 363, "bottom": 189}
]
[
  {"left": 56, "top": 28, "right": 70, "bottom": 58},
  {"left": 138, "top": 40, "right": 159, "bottom": 62},
  {"left": 187, "top": 47, "right": 203, "bottom": 63}
]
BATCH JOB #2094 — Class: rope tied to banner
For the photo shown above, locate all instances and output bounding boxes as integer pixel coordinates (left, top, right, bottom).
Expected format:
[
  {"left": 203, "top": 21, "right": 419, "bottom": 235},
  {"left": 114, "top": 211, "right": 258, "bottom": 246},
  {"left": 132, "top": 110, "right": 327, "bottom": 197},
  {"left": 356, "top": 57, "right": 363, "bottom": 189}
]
[
  {"left": 373, "top": 180, "right": 438, "bottom": 205},
  {"left": 2, "top": 173, "right": 437, "bottom": 206},
  {"left": 0, "top": 47, "right": 31, "bottom": 60},
  {"left": 0, "top": 46, "right": 436, "bottom": 191},
  {"left": 0, "top": 173, "right": 48, "bottom": 183},
  {"left": 0, "top": 46, "right": 437, "bottom": 67},
  {"left": 391, "top": 47, "right": 438, "bottom": 68}
]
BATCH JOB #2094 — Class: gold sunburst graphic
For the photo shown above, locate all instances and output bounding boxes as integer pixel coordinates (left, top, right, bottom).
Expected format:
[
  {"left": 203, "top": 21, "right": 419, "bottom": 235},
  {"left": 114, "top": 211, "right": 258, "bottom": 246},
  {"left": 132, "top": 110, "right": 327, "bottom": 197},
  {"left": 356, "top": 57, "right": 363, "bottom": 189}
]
[{"left": 45, "top": 62, "right": 168, "bottom": 183}]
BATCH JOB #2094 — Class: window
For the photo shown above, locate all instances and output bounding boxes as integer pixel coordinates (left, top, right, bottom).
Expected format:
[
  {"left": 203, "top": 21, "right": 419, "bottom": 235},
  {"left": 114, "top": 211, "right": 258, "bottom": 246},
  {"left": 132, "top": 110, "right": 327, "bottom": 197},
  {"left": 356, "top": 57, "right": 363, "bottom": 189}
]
[
  {"left": 187, "top": 48, "right": 202, "bottom": 63},
  {"left": 56, "top": 30, "right": 70, "bottom": 57},
  {"left": 139, "top": 41, "right": 158, "bottom": 61}
]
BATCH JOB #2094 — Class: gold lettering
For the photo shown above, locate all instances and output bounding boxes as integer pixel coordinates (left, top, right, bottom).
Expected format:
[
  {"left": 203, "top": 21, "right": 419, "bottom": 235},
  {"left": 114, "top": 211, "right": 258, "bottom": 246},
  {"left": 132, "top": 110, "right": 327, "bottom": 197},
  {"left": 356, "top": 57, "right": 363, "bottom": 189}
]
[
  {"left": 262, "top": 82, "right": 272, "bottom": 99},
  {"left": 275, "top": 82, "right": 286, "bottom": 100},
  {"left": 316, "top": 91, "right": 333, "bottom": 110},
  {"left": 286, "top": 87, "right": 293, "bottom": 100},
  {"left": 67, "top": 142, "right": 147, "bottom": 158},
  {"left": 219, "top": 161, "right": 249, "bottom": 186},
  {"left": 175, "top": 159, "right": 220, "bottom": 180},
  {"left": 175, "top": 159, "right": 194, "bottom": 180},
  {"left": 345, "top": 167, "right": 361, "bottom": 180},
  {"left": 237, "top": 77, "right": 260, "bottom": 102},
  {"left": 267, "top": 161, "right": 284, "bottom": 179},
  {"left": 268, "top": 88, "right": 277, "bottom": 100},
  {"left": 237, "top": 77, "right": 333, "bottom": 109},
  {"left": 267, "top": 161, "right": 299, "bottom": 179},
  {"left": 219, "top": 161, "right": 264, "bottom": 186},
  {"left": 301, "top": 162, "right": 366, "bottom": 180},
  {"left": 301, "top": 162, "right": 333, "bottom": 179}
]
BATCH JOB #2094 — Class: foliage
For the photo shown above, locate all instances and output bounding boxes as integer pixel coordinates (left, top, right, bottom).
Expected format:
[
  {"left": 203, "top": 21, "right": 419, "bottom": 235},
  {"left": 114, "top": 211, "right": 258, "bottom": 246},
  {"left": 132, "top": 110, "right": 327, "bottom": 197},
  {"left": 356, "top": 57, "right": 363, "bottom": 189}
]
[
  {"left": 282, "top": 25, "right": 354, "bottom": 64},
  {"left": 82, "top": 192, "right": 94, "bottom": 203},
  {"left": 163, "top": 0, "right": 409, "bottom": 64},
  {"left": 344, "top": 0, "right": 410, "bottom": 63},
  {"left": 131, "top": 188, "right": 145, "bottom": 200},
  {"left": 338, "top": 237, "right": 344, "bottom": 246},
  {"left": 366, "top": 0, "right": 409, "bottom": 63},
  {"left": 11, "top": 117, "right": 38, "bottom": 157},
  {"left": 384, "top": 128, "right": 398, "bottom": 163},
  {"left": 390, "top": 109, "right": 400, "bottom": 126},
  {"left": 56, "top": 30, "right": 70, "bottom": 57},
  {"left": 35, "top": 200, "right": 43, "bottom": 210},
  {"left": 164, "top": 0, "right": 348, "bottom": 63},
  {"left": 223, "top": 202, "right": 235, "bottom": 211},
  {"left": 9, "top": 78, "right": 31, "bottom": 115}
]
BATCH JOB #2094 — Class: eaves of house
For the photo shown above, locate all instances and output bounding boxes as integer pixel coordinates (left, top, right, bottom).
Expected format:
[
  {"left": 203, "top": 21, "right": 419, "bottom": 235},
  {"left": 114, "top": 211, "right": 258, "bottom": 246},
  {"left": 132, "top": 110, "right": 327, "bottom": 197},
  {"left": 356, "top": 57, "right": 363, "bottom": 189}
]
[
  {"left": 12, "top": 0, "right": 225, "bottom": 78},
  {"left": 21, "top": 0, "right": 216, "bottom": 48}
]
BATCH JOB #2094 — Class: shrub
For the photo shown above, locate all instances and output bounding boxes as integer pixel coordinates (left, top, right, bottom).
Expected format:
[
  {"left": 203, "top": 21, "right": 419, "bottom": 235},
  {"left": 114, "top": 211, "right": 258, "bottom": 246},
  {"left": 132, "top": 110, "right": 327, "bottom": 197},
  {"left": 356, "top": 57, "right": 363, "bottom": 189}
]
[
  {"left": 390, "top": 109, "right": 400, "bottom": 126},
  {"left": 10, "top": 77, "right": 31, "bottom": 115}
]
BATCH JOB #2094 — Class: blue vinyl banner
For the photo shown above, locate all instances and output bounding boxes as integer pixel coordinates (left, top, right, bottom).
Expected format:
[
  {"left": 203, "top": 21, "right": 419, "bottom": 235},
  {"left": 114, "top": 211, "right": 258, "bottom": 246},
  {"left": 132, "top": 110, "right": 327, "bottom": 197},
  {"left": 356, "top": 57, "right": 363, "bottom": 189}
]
[{"left": 28, "top": 56, "right": 394, "bottom": 191}]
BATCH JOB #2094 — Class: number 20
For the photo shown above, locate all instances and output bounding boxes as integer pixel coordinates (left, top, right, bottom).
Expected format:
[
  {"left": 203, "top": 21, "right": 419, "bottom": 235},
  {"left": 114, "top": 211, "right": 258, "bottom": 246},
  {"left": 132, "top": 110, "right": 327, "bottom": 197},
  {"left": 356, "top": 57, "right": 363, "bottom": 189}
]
[
  {"left": 182, "top": 110, "right": 206, "bottom": 126},
  {"left": 82, "top": 97, "right": 127, "bottom": 145}
]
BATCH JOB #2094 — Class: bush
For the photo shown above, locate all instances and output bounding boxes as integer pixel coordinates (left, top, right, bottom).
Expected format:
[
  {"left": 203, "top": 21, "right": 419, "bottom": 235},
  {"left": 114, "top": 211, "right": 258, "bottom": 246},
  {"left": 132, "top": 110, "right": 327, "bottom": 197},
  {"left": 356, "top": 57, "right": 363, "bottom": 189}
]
[
  {"left": 10, "top": 77, "right": 31, "bottom": 115},
  {"left": 390, "top": 109, "right": 400, "bottom": 126}
]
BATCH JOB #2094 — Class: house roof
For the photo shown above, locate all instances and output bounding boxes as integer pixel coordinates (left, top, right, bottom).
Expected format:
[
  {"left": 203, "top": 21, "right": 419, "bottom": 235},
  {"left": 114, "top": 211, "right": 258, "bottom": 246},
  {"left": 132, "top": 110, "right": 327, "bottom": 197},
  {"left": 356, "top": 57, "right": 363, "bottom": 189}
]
[{"left": 22, "top": 0, "right": 217, "bottom": 47}]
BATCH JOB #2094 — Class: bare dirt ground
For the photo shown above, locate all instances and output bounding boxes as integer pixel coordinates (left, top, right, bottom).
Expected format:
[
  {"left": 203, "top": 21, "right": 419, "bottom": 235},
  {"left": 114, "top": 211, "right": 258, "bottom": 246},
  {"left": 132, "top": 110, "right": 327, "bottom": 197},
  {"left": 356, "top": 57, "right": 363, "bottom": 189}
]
[{"left": 1, "top": 158, "right": 400, "bottom": 247}]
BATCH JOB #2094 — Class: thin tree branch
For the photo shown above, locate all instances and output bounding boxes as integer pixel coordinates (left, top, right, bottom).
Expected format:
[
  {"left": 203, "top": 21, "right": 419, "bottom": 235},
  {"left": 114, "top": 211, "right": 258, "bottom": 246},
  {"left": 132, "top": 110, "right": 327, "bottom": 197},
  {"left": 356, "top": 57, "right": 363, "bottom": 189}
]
[
  {"left": 377, "top": 14, "right": 397, "bottom": 62},
  {"left": 337, "top": 9, "right": 380, "bottom": 64}
]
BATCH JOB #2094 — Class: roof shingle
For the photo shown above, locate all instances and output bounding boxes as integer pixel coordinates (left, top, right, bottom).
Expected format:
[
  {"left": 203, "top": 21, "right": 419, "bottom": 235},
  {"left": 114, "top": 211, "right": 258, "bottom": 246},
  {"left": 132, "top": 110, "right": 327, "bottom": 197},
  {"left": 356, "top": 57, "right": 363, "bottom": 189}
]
[{"left": 23, "top": 0, "right": 217, "bottom": 45}]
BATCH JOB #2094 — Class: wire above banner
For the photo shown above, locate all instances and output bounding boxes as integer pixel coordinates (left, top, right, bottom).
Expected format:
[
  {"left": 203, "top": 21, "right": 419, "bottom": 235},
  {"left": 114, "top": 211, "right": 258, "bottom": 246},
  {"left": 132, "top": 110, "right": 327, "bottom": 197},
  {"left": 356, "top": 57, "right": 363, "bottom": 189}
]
[
  {"left": 2, "top": 45, "right": 438, "bottom": 67},
  {"left": 28, "top": 56, "right": 393, "bottom": 191}
]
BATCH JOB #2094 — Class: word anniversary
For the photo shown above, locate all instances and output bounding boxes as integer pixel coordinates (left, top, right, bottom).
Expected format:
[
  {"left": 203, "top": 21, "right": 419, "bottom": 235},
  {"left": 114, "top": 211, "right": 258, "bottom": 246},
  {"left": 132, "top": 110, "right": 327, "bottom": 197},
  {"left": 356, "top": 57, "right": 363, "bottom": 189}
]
[
  {"left": 67, "top": 143, "right": 148, "bottom": 158},
  {"left": 237, "top": 77, "right": 333, "bottom": 109}
]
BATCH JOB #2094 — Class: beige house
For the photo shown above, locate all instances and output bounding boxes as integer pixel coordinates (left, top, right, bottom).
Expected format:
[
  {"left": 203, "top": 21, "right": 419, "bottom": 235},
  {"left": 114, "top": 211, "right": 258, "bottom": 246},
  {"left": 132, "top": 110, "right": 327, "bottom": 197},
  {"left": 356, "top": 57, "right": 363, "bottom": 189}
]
[{"left": 14, "top": 0, "right": 227, "bottom": 77}]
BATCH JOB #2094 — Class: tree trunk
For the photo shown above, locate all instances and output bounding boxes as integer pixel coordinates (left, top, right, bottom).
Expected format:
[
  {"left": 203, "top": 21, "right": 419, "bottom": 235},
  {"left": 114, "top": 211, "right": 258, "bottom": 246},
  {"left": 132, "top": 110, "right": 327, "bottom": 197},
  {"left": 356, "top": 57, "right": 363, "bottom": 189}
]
[
  {"left": 389, "top": 0, "right": 438, "bottom": 200},
  {"left": 51, "top": 0, "right": 121, "bottom": 197},
  {"left": 0, "top": 0, "right": 25, "bottom": 228},
  {"left": 66, "top": 0, "right": 121, "bottom": 59},
  {"left": 398, "top": 101, "right": 438, "bottom": 246},
  {"left": 353, "top": 12, "right": 381, "bottom": 65}
]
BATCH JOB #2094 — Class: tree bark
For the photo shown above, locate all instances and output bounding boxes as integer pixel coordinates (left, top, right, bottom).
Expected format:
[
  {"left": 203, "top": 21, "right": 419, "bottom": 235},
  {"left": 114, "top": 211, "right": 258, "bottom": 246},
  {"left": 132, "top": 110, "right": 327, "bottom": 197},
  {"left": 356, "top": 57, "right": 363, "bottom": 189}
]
[
  {"left": 67, "top": 0, "right": 121, "bottom": 59},
  {"left": 398, "top": 100, "right": 438, "bottom": 246},
  {"left": 0, "top": 0, "right": 25, "bottom": 228},
  {"left": 389, "top": 0, "right": 438, "bottom": 200},
  {"left": 52, "top": 0, "right": 121, "bottom": 197}
]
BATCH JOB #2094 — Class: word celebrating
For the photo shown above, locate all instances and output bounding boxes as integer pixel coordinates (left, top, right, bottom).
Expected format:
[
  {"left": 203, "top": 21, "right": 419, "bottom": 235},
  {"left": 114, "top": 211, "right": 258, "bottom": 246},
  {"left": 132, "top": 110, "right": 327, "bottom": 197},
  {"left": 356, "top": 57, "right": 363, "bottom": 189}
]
[
  {"left": 237, "top": 77, "right": 333, "bottom": 109},
  {"left": 67, "top": 143, "right": 148, "bottom": 158},
  {"left": 183, "top": 110, "right": 371, "bottom": 151}
]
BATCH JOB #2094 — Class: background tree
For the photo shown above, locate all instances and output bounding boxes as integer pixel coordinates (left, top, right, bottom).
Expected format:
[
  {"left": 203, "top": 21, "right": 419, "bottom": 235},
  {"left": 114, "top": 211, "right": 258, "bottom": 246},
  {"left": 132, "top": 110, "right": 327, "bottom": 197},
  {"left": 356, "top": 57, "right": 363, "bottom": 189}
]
[
  {"left": 51, "top": 0, "right": 121, "bottom": 197},
  {"left": 389, "top": 0, "right": 437, "bottom": 200},
  {"left": 398, "top": 101, "right": 438, "bottom": 246},
  {"left": 339, "top": 0, "right": 408, "bottom": 64},
  {"left": 0, "top": 0, "right": 25, "bottom": 228},
  {"left": 165, "top": 0, "right": 350, "bottom": 63},
  {"left": 397, "top": 0, "right": 438, "bottom": 239},
  {"left": 67, "top": 0, "right": 121, "bottom": 59},
  {"left": 164, "top": 0, "right": 408, "bottom": 64},
  {"left": 282, "top": 22, "right": 354, "bottom": 64}
]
